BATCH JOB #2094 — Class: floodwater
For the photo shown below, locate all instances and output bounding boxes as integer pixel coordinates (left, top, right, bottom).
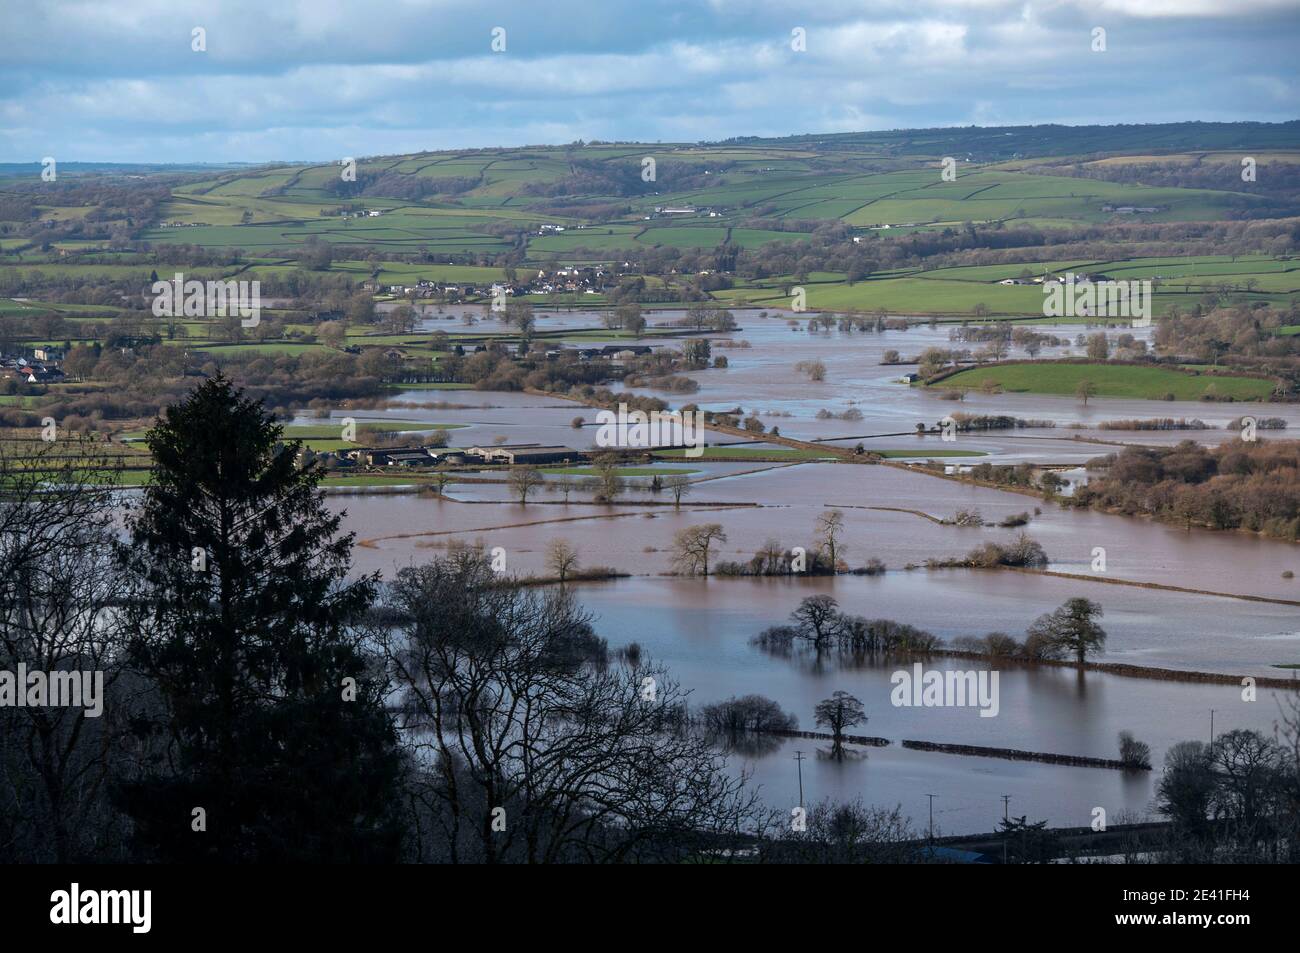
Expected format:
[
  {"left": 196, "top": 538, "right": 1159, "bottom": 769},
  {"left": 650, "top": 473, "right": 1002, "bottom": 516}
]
[
  {"left": 569, "top": 576, "right": 1296, "bottom": 836},
  {"left": 606, "top": 309, "right": 1299, "bottom": 437},
  {"left": 341, "top": 458, "right": 1300, "bottom": 604},
  {"left": 331, "top": 464, "right": 1300, "bottom": 833},
  {"left": 321, "top": 311, "right": 1299, "bottom": 834}
]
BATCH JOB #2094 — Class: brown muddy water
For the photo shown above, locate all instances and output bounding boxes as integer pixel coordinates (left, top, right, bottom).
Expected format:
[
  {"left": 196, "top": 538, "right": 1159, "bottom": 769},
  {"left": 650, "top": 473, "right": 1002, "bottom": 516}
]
[
  {"left": 566, "top": 576, "right": 1294, "bottom": 837},
  {"left": 342, "top": 459, "right": 1300, "bottom": 604},
  {"left": 320, "top": 323, "right": 1298, "bottom": 835},
  {"left": 331, "top": 467, "right": 1299, "bottom": 834}
]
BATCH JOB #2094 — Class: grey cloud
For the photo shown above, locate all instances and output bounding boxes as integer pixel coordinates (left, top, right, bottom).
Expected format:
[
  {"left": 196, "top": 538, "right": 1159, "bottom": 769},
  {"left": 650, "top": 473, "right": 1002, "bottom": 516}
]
[{"left": 1, "top": 0, "right": 1295, "bottom": 162}]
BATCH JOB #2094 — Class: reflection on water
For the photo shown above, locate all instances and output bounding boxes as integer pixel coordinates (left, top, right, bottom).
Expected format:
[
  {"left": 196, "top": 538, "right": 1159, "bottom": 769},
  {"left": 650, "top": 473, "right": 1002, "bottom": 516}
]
[
  {"left": 336, "top": 459, "right": 1300, "bottom": 602},
  {"left": 568, "top": 576, "right": 1292, "bottom": 835},
  {"left": 306, "top": 315, "right": 1300, "bottom": 836}
]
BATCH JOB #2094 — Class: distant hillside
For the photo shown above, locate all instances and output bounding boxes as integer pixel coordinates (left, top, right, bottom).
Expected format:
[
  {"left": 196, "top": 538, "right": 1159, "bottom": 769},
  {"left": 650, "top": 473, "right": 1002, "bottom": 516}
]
[{"left": 719, "top": 121, "right": 1300, "bottom": 162}]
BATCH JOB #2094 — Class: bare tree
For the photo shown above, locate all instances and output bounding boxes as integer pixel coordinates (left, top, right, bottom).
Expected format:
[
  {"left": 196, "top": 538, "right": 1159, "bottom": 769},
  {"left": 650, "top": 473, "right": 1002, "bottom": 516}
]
[
  {"left": 815, "top": 509, "right": 845, "bottom": 571},
  {"left": 672, "top": 523, "right": 728, "bottom": 576},
  {"left": 814, "top": 691, "right": 866, "bottom": 742},
  {"left": 764, "top": 799, "right": 918, "bottom": 864},
  {"left": 549, "top": 474, "right": 578, "bottom": 504},
  {"left": 507, "top": 467, "right": 544, "bottom": 505},
  {"left": 0, "top": 436, "right": 130, "bottom": 862},
  {"left": 588, "top": 453, "right": 623, "bottom": 503},
  {"left": 790, "top": 594, "right": 842, "bottom": 648},
  {"left": 378, "top": 552, "right": 762, "bottom": 863},
  {"left": 666, "top": 474, "right": 691, "bottom": 509},
  {"left": 545, "top": 538, "right": 580, "bottom": 583}
]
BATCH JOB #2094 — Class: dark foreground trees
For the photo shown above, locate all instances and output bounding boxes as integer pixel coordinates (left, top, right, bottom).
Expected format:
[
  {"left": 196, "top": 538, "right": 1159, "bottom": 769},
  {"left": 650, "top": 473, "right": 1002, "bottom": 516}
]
[
  {"left": 1, "top": 378, "right": 776, "bottom": 864},
  {"left": 379, "top": 550, "right": 762, "bottom": 862},
  {"left": 0, "top": 437, "right": 130, "bottom": 862},
  {"left": 1156, "top": 721, "right": 1300, "bottom": 862},
  {"left": 769, "top": 799, "right": 917, "bottom": 864},
  {"left": 116, "top": 375, "right": 404, "bottom": 861}
]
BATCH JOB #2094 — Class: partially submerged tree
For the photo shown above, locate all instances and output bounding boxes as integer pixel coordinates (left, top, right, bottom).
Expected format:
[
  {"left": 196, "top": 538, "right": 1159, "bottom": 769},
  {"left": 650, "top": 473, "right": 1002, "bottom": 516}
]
[
  {"left": 671, "top": 523, "right": 728, "bottom": 576},
  {"left": 507, "top": 467, "right": 544, "bottom": 505},
  {"left": 698, "top": 695, "right": 797, "bottom": 736},
  {"left": 815, "top": 510, "right": 846, "bottom": 571},
  {"left": 814, "top": 691, "right": 867, "bottom": 743},
  {"left": 550, "top": 474, "right": 578, "bottom": 504},
  {"left": 1025, "top": 597, "right": 1106, "bottom": 665},
  {"left": 586, "top": 452, "right": 624, "bottom": 503},
  {"left": 666, "top": 474, "right": 691, "bottom": 508},
  {"left": 545, "top": 538, "right": 580, "bottom": 583},
  {"left": 1118, "top": 730, "right": 1152, "bottom": 770},
  {"left": 790, "top": 594, "right": 842, "bottom": 648}
]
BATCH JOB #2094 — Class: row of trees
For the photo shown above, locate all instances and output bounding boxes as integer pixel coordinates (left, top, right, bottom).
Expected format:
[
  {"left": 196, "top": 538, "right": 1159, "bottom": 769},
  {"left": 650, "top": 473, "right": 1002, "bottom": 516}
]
[
  {"left": 673, "top": 511, "right": 887, "bottom": 577},
  {"left": 505, "top": 456, "right": 692, "bottom": 507},
  {"left": 1076, "top": 439, "right": 1300, "bottom": 539},
  {"left": 752, "top": 594, "right": 1107, "bottom": 665}
]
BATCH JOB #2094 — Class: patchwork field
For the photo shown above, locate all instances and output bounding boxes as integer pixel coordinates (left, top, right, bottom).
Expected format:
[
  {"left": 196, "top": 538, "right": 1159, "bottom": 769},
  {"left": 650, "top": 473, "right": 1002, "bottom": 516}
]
[{"left": 930, "top": 362, "right": 1277, "bottom": 401}]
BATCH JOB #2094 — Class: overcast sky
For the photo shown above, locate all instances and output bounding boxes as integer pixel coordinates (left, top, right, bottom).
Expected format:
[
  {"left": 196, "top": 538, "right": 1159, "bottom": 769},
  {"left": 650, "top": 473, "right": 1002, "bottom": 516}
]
[{"left": 2, "top": 0, "right": 1298, "bottom": 163}]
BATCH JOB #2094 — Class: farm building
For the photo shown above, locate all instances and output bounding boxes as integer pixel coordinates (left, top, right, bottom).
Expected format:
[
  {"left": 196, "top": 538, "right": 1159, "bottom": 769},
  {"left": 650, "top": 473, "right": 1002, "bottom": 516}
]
[
  {"left": 348, "top": 446, "right": 433, "bottom": 466},
  {"left": 426, "top": 448, "right": 470, "bottom": 465},
  {"left": 468, "top": 444, "right": 584, "bottom": 465}
]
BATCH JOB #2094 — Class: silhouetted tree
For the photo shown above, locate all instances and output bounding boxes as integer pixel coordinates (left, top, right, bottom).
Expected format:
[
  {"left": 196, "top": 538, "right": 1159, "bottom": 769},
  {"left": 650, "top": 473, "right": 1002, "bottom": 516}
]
[{"left": 116, "top": 375, "right": 403, "bottom": 862}]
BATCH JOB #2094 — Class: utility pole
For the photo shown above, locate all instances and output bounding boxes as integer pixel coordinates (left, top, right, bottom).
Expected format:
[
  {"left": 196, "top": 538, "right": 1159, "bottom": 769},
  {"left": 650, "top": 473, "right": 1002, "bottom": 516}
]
[
  {"left": 1001, "top": 795, "right": 1011, "bottom": 865},
  {"left": 926, "top": 794, "right": 937, "bottom": 843},
  {"left": 1210, "top": 709, "right": 1215, "bottom": 749},
  {"left": 794, "top": 750, "right": 805, "bottom": 808}
]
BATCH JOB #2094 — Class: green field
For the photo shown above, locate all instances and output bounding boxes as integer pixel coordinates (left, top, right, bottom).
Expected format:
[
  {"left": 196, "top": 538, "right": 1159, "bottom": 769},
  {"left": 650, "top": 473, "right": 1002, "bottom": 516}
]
[
  {"left": 9, "top": 130, "right": 1287, "bottom": 267},
  {"left": 121, "top": 420, "right": 464, "bottom": 444},
  {"left": 713, "top": 254, "right": 1299, "bottom": 316},
  {"left": 321, "top": 474, "right": 434, "bottom": 487},
  {"left": 930, "top": 362, "right": 1276, "bottom": 400},
  {"left": 4, "top": 130, "right": 1299, "bottom": 356},
  {"left": 76, "top": 470, "right": 439, "bottom": 489}
]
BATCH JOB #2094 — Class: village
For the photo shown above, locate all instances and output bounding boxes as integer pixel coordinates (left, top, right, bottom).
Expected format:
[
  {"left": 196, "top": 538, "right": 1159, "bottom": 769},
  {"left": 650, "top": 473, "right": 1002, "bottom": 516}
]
[
  {"left": 0, "top": 346, "right": 65, "bottom": 386},
  {"left": 362, "top": 264, "right": 613, "bottom": 300}
]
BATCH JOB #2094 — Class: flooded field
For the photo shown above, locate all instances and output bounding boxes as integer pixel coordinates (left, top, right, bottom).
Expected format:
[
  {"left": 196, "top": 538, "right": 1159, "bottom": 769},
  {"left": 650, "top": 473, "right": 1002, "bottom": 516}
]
[
  {"left": 567, "top": 576, "right": 1295, "bottom": 835},
  {"left": 324, "top": 310, "right": 1298, "bottom": 836},
  {"left": 341, "top": 458, "right": 1300, "bottom": 603}
]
